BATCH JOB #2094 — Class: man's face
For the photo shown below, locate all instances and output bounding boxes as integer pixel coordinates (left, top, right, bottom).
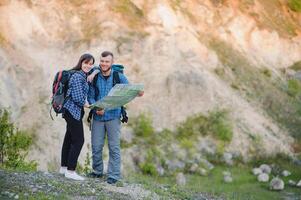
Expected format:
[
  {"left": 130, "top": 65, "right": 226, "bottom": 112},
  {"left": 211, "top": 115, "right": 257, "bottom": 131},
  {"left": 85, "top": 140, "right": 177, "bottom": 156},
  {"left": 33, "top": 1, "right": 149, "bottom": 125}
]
[{"left": 100, "top": 55, "right": 113, "bottom": 73}]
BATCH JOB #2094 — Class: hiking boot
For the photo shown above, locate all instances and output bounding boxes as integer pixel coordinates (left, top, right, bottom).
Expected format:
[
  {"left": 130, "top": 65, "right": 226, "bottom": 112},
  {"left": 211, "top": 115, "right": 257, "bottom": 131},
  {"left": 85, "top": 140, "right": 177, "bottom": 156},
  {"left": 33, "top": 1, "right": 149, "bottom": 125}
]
[
  {"left": 107, "top": 177, "right": 118, "bottom": 184},
  {"left": 87, "top": 172, "right": 103, "bottom": 178},
  {"left": 65, "top": 170, "right": 85, "bottom": 181},
  {"left": 59, "top": 166, "right": 67, "bottom": 175}
]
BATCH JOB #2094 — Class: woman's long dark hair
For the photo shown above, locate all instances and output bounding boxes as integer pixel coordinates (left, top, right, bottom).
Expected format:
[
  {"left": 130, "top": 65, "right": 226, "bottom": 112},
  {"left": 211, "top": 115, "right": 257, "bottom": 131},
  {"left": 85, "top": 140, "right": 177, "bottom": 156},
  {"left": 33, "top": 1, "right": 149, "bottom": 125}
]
[{"left": 72, "top": 53, "right": 95, "bottom": 71}]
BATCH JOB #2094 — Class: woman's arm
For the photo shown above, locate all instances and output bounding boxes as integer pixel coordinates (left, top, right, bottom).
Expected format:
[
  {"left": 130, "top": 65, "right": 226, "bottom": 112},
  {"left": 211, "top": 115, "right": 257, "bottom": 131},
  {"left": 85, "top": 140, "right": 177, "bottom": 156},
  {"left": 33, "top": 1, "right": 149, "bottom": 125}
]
[{"left": 69, "top": 74, "right": 86, "bottom": 106}]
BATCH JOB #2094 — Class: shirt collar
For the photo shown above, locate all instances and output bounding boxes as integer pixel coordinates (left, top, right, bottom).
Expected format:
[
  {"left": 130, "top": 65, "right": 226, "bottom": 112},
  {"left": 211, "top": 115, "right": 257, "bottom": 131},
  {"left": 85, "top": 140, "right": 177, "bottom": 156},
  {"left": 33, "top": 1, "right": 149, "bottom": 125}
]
[{"left": 78, "top": 70, "right": 87, "bottom": 78}]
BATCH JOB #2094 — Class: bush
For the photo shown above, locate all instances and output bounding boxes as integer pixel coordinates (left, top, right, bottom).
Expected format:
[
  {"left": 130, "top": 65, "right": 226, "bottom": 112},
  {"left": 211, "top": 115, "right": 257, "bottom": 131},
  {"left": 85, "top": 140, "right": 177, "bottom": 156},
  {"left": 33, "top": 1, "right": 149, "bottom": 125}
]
[
  {"left": 0, "top": 109, "right": 37, "bottom": 171},
  {"left": 130, "top": 113, "right": 154, "bottom": 138},
  {"left": 208, "top": 110, "right": 233, "bottom": 142},
  {"left": 287, "top": 79, "right": 301, "bottom": 97},
  {"left": 140, "top": 162, "right": 157, "bottom": 176},
  {"left": 176, "top": 110, "right": 233, "bottom": 143},
  {"left": 288, "top": 0, "right": 301, "bottom": 12}
]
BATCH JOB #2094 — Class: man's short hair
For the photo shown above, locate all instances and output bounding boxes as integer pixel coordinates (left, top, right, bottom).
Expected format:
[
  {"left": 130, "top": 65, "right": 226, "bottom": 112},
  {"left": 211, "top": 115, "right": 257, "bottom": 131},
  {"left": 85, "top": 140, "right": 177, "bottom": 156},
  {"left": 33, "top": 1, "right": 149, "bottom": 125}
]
[{"left": 101, "top": 51, "right": 114, "bottom": 58}]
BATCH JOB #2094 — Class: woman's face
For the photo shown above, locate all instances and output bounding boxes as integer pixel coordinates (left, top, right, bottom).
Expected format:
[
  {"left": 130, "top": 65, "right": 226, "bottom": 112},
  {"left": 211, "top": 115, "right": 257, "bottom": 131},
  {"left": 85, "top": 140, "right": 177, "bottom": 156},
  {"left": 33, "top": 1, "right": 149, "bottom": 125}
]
[{"left": 81, "top": 59, "right": 94, "bottom": 73}]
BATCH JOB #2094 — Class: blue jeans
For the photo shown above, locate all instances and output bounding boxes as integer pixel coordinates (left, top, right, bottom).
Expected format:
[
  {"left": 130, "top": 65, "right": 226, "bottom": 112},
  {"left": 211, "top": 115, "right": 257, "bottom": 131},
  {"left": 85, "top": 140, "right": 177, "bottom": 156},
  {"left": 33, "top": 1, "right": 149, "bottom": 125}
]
[{"left": 91, "top": 118, "right": 121, "bottom": 180}]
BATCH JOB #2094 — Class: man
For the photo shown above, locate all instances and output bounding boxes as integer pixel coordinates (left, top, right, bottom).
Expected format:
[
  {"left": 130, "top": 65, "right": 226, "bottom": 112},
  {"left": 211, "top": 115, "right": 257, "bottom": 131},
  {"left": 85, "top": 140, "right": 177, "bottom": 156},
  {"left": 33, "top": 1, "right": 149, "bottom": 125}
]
[{"left": 87, "top": 51, "right": 143, "bottom": 184}]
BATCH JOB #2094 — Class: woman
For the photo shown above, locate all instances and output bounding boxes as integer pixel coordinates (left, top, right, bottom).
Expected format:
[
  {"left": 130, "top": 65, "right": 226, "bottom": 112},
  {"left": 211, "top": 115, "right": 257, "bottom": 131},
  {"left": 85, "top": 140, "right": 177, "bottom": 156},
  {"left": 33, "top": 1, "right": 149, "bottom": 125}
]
[{"left": 59, "top": 53, "right": 94, "bottom": 180}]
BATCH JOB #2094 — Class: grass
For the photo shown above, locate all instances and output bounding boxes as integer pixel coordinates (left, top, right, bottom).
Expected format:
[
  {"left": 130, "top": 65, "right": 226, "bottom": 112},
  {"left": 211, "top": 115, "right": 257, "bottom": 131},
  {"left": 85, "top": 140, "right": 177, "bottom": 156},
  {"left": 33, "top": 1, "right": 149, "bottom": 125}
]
[
  {"left": 127, "top": 161, "right": 301, "bottom": 200},
  {"left": 288, "top": 0, "right": 301, "bottom": 12},
  {"left": 111, "top": 0, "right": 146, "bottom": 29}
]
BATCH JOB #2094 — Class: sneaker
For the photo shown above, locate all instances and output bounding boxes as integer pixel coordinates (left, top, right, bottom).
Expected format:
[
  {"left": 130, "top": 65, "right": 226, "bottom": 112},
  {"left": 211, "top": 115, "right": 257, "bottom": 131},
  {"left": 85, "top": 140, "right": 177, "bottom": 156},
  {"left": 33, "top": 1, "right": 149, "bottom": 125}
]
[
  {"left": 65, "top": 170, "right": 85, "bottom": 181},
  {"left": 59, "top": 166, "right": 67, "bottom": 175},
  {"left": 87, "top": 172, "right": 103, "bottom": 178},
  {"left": 107, "top": 177, "right": 118, "bottom": 184}
]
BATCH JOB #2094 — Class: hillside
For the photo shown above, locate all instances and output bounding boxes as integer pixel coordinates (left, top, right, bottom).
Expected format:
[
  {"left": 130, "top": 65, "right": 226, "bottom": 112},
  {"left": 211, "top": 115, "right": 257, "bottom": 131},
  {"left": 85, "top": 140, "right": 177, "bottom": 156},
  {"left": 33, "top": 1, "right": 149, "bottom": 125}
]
[{"left": 0, "top": 0, "right": 301, "bottom": 172}]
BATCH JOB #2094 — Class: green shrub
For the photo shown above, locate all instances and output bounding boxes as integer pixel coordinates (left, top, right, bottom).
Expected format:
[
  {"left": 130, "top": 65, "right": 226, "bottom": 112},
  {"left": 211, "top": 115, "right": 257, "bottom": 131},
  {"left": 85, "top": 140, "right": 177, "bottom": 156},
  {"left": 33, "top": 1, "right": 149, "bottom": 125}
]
[
  {"left": 287, "top": 79, "right": 301, "bottom": 97},
  {"left": 179, "top": 138, "right": 194, "bottom": 149},
  {"left": 140, "top": 162, "right": 157, "bottom": 176},
  {"left": 176, "top": 110, "right": 233, "bottom": 143},
  {"left": 130, "top": 113, "right": 154, "bottom": 138},
  {"left": 288, "top": 0, "right": 301, "bottom": 12},
  {"left": 208, "top": 110, "right": 233, "bottom": 142},
  {"left": 0, "top": 109, "right": 37, "bottom": 171}
]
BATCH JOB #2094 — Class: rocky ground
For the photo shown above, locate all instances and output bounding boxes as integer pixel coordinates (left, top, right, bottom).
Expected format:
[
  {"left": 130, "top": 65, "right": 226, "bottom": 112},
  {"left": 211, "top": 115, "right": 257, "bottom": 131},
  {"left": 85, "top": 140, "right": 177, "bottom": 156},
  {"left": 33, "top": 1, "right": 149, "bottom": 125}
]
[
  {"left": 0, "top": 169, "right": 221, "bottom": 200},
  {"left": 0, "top": 169, "right": 159, "bottom": 200}
]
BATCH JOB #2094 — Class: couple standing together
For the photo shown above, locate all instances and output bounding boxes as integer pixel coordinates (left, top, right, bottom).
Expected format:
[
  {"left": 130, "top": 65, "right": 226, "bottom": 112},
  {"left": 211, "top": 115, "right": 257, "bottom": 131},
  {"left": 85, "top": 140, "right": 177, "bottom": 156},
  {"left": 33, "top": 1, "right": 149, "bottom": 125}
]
[{"left": 59, "top": 51, "right": 144, "bottom": 184}]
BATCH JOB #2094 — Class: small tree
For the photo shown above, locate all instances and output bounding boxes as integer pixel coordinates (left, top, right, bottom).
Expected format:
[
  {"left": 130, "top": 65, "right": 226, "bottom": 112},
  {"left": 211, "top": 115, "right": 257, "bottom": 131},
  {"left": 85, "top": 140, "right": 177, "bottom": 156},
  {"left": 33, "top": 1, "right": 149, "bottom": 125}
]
[{"left": 0, "top": 108, "right": 37, "bottom": 171}]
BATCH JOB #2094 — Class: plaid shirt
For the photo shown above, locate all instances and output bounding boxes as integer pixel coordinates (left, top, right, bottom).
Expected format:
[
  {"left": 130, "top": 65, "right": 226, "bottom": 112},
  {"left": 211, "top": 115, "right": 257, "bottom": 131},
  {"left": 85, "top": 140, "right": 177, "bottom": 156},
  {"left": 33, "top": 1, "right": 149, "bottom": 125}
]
[
  {"left": 63, "top": 70, "right": 89, "bottom": 121},
  {"left": 88, "top": 70, "right": 129, "bottom": 121}
]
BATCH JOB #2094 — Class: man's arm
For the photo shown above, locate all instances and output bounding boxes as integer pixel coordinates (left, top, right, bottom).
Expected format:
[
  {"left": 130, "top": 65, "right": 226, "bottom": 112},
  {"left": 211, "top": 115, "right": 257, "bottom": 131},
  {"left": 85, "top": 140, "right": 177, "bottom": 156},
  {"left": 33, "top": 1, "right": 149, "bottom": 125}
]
[{"left": 87, "top": 66, "right": 100, "bottom": 83}]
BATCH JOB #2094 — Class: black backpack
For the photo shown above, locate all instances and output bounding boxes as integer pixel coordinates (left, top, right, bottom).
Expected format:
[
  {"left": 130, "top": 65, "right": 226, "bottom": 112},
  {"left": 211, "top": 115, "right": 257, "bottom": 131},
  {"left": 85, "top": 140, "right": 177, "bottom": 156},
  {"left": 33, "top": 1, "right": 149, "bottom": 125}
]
[
  {"left": 87, "top": 65, "right": 128, "bottom": 124},
  {"left": 50, "top": 70, "right": 76, "bottom": 119}
]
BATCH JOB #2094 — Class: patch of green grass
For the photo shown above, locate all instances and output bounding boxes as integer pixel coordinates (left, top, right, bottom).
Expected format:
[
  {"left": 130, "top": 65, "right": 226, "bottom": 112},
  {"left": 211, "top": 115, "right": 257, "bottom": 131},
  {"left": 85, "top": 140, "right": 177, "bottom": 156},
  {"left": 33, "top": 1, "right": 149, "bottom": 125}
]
[
  {"left": 289, "top": 0, "right": 301, "bottom": 12},
  {"left": 127, "top": 160, "right": 301, "bottom": 200},
  {"left": 287, "top": 79, "right": 301, "bottom": 97}
]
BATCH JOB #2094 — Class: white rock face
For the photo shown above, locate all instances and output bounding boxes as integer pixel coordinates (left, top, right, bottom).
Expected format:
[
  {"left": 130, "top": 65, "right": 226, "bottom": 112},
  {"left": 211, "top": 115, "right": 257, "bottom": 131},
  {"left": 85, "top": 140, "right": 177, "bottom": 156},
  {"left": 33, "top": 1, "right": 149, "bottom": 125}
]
[
  {"left": 259, "top": 164, "right": 272, "bottom": 174},
  {"left": 252, "top": 168, "right": 262, "bottom": 176},
  {"left": 176, "top": 173, "right": 186, "bottom": 186},
  {"left": 257, "top": 173, "right": 269, "bottom": 182},
  {"left": 269, "top": 177, "right": 284, "bottom": 191}
]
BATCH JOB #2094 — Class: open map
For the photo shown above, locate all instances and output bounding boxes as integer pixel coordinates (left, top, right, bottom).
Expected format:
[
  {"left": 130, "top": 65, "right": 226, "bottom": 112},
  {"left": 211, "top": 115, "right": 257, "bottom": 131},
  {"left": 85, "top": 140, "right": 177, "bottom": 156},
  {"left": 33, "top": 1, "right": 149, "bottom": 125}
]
[{"left": 89, "top": 84, "right": 144, "bottom": 109}]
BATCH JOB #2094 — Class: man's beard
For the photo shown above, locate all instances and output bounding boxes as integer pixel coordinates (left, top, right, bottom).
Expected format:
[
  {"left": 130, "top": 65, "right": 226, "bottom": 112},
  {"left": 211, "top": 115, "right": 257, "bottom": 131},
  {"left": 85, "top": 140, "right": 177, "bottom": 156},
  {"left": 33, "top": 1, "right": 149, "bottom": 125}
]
[{"left": 100, "top": 65, "right": 111, "bottom": 73}]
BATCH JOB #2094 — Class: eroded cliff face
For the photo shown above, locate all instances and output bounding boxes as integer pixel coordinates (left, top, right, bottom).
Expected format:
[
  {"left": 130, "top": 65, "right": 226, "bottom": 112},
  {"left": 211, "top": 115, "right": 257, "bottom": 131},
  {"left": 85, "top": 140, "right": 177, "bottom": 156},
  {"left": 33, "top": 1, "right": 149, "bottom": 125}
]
[{"left": 0, "top": 0, "right": 301, "bottom": 170}]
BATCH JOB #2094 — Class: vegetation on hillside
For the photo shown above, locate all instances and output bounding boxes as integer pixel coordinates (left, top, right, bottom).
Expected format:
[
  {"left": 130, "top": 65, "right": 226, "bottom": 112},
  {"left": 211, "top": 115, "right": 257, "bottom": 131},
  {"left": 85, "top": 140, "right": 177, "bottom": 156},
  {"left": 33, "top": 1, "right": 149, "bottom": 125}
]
[
  {"left": 209, "top": 37, "right": 301, "bottom": 140},
  {"left": 0, "top": 108, "right": 37, "bottom": 171}
]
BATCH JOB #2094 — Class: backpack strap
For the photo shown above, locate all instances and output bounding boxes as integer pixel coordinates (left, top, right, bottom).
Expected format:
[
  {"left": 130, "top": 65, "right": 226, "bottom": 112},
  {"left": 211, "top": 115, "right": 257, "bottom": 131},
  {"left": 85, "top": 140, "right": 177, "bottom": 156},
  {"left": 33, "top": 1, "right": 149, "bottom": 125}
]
[
  {"left": 113, "top": 71, "right": 120, "bottom": 86},
  {"left": 112, "top": 71, "right": 128, "bottom": 123},
  {"left": 53, "top": 71, "right": 63, "bottom": 96},
  {"left": 92, "top": 73, "right": 100, "bottom": 98}
]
